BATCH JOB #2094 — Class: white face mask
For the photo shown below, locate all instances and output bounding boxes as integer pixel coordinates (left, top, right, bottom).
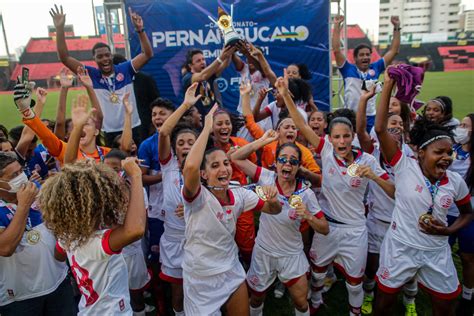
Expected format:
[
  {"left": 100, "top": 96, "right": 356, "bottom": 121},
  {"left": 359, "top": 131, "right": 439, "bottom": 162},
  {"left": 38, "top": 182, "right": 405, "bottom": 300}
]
[
  {"left": 0, "top": 172, "right": 28, "bottom": 193},
  {"left": 453, "top": 127, "right": 470, "bottom": 145}
]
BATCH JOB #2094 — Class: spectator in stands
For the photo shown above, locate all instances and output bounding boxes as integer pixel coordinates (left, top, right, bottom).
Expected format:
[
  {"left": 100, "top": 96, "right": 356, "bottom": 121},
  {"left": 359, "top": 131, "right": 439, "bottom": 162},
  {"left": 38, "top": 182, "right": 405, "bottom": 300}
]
[
  {"left": 181, "top": 46, "right": 236, "bottom": 117},
  {"left": 113, "top": 54, "right": 160, "bottom": 141},
  {"left": 422, "top": 96, "right": 459, "bottom": 129},
  {"left": 50, "top": 5, "right": 153, "bottom": 147},
  {"left": 332, "top": 15, "right": 401, "bottom": 132}
]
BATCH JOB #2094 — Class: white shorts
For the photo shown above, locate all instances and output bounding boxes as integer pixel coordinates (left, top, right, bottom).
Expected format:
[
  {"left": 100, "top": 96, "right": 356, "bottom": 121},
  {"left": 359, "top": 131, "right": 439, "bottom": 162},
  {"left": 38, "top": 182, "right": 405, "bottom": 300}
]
[
  {"left": 367, "top": 213, "right": 390, "bottom": 254},
  {"left": 310, "top": 223, "right": 367, "bottom": 283},
  {"left": 246, "top": 244, "right": 309, "bottom": 293},
  {"left": 123, "top": 252, "right": 151, "bottom": 290},
  {"left": 377, "top": 231, "right": 461, "bottom": 299},
  {"left": 159, "top": 233, "right": 185, "bottom": 283},
  {"left": 183, "top": 262, "right": 246, "bottom": 316}
]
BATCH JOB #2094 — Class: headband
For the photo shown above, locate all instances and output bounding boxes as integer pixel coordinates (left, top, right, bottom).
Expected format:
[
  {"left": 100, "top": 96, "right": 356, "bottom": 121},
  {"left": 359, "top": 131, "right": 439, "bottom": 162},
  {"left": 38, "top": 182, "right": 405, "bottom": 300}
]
[
  {"left": 419, "top": 135, "right": 451, "bottom": 149},
  {"left": 330, "top": 117, "right": 353, "bottom": 128},
  {"left": 429, "top": 99, "right": 446, "bottom": 112}
]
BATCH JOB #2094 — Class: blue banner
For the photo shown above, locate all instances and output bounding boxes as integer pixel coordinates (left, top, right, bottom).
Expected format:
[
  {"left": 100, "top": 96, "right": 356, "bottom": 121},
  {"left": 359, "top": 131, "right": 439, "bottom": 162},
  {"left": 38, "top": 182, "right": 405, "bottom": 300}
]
[{"left": 125, "top": 0, "right": 330, "bottom": 112}]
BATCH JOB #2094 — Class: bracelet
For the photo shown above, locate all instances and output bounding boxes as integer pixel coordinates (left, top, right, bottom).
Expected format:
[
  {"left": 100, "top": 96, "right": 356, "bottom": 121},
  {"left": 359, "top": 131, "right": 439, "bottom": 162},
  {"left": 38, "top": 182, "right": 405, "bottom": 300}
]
[
  {"left": 393, "top": 27, "right": 401, "bottom": 31},
  {"left": 216, "top": 57, "right": 224, "bottom": 64},
  {"left": 136, "top": 28, "right": 145, "bottom": 33}
]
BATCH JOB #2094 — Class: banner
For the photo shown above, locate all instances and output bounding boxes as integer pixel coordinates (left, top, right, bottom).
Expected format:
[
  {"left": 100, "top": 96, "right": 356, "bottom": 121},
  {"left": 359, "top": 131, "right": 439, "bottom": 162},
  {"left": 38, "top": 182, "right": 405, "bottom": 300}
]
[{"left": 125, "top": 0, "right": 330, "bottom": 112}]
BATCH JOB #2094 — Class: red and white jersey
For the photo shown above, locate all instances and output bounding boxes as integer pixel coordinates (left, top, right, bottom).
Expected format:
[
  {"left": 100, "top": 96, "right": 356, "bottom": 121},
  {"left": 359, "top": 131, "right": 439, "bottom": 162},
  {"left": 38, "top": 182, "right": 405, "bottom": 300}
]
[
  {"left": 0, "top": 223, "right": 68, "bottom": 306},
  {"left": 182, "top": 185, "right": 264, "bottom": 276},
  {"left": 264, "top": 101, "right": 308, "bottom": 129},
  {"left": 160, "top": 154, "right": 185, "bottom": 236},
  {"left": 388, "top": 150, "right": 471, "bottom": 250},
  {"left": 366, "top": 146, "right": 396, "bottom": 223},
  {"left": 315, "top": 138, "right": 388, "bottom": 226},
  {"left": 56, "top": 230, "right": 131, "bottom": 315},
  {"left": 148, "top": 169, "right": 164, "bottom": 220},
  {"left": 254, "top": 167, "right": 324, "bottom": 256}
]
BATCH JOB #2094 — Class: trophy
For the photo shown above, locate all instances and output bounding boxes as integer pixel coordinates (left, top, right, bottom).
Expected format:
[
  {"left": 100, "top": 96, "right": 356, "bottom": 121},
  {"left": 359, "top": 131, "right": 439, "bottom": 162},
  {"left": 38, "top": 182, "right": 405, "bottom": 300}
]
[{"left": 208, "top": 5, "right": 242, "bottom": 47}]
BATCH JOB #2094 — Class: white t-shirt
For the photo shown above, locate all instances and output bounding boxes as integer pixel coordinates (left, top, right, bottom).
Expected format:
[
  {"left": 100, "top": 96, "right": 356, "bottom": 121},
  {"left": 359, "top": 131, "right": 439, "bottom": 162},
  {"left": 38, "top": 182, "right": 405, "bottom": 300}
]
[
  {"left": 254, "top": 167, "right": 323, "bottom": 256},
  {"left": 315, "top": 138, "right": 388, "bottom": 226},
  {"left": 388, "top": 150, "right": 471, "bottom": 250},
  {"left": 160, "top": 153, "right": 185, "bottom": 237},
  {"left": 57, "top": 230, "right": 132, "bottom": 315},
  {"left": 0, "top": 221, "right": 68, "bottom": 306},
  {"left": 264, "top": 101, "right": 308, "bottom": 129},
  {"left": 182, "top": 185, "right": 264, "bottom": 276}
]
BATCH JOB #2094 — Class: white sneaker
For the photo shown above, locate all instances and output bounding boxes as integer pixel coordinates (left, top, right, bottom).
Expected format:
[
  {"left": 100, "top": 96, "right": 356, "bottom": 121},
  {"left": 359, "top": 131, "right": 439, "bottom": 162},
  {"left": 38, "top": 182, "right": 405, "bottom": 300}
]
[{"left": 274, "top": 280, "right": 286, "bottom": 298}]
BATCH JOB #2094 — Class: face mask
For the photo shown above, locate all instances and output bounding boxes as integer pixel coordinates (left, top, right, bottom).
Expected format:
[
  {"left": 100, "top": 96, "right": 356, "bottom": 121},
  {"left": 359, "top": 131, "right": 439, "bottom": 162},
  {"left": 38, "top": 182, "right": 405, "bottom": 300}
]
[
  {"left": 453, "top": 127, "right": 470, "bottom": 145},
  {"left": 0, "top": 172, "right": 28, "bottom": 193}
]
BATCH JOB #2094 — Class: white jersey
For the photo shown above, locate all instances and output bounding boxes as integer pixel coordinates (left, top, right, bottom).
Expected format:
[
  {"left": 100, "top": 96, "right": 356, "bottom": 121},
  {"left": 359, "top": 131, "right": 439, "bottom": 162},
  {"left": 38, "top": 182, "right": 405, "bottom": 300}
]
[
  {"left": 182, "top": 185, "right": 264, "bottom": 276},
  {"left": 0, "top": 222, "right": 68, "bottom": 306},
  {"left": 57, "top": 229, "right": 132, "bottom": 315},
  {"left": 148, "top": 169, "right": 164, "bottom": 220},
  {"left": 160, "top": 154, "right": 185, "bottom": 236},
  {"left": 264, "top": 101, "right": 308, "bottom": 129},
  {"left": 254, "top": 167, "right": 323, "bottom": 256},
  {"left": 366, "top": 146, "right": 395, "bottom": 223},
  {"left": 236, "top": 65, "right": 272, "bottom": 141},
  {"left": 447, "top": 144, "right": 470, "bottom": 217},
  {"left": 315, "top": 138, "right": 388, "bottom": 226},
  {"left": 389, "top": 150, "right": 471, "bottom": 250}
]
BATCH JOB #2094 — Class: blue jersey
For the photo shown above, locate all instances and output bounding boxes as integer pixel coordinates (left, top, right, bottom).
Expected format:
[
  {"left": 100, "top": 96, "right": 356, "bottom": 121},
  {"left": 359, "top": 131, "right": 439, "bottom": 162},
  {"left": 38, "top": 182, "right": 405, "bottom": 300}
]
[
  {"left": 339, "top": 58, "right": 385, "bottom": 116},
  {"left": 26, "top": 144, "right": 51, "bottom": 179},
  {"left": 86, "top": 61, "right": 141, "bottom": 132},
  {"left": 0, "top": 200, "right": 43, "bottom": 230}
]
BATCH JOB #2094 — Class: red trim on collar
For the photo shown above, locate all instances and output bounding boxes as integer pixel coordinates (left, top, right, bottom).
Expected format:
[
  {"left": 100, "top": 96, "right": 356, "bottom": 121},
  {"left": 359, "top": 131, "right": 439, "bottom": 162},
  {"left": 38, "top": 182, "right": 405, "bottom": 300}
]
[
  {"left": 276, "top": 178, "right": 302, "bottom": 197},
  {"left": 334, "top": 149, "right": 362, "bottom": 167},
  {"left": 216, "top": 189, "right": 235, "bottom": 206},
  {"left": 439, "top": 174, "right": 449, "bottom": 186}
]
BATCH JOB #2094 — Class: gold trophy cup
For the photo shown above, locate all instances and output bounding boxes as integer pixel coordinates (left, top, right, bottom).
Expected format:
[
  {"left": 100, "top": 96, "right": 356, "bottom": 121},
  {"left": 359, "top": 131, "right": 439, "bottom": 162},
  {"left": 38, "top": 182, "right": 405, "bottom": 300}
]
[{"left": 208, "top": 5, "right": 242, "bottom": 47}]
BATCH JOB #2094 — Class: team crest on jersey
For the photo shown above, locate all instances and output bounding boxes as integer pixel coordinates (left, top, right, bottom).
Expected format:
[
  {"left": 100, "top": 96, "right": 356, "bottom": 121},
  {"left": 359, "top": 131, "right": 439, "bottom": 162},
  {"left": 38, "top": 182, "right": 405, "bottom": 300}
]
[
  {"left": 391, "top": 221, "right": 397, "bottom": 230},
  {"left": 7, "top": 289, "right": 14, "bottom": 297},
  {"left": 116, "top": 73, "right": 124, "bottom": 82},
  {"left": 248, "top": 275, "right": 259, "bottom": 286},
  {"left": 328, "top": 167, "right": 336, "bottom": 175},
  {"left": 379, "top": 267, "right": 390, "bottom": 280},
  {"left": 440, "top": 195, "right": 453, "bottom": 209},
  {"left": 216, "top": 212, "right": 224, "bottom": 221},
  {"left": 161, "top": 209, "right": 166, "bottom": 217},
  {"left": 350, "top": 177, "right": 362, "bottom": 188},
  {"left": 119, "top": 298, "right": 125, "bottom": 311},
  {"left": 368, "top": 69, "right": 376, "bottom": 77},
  {"left": 415, "top": 185, "right": 423, "bottom": 193}
]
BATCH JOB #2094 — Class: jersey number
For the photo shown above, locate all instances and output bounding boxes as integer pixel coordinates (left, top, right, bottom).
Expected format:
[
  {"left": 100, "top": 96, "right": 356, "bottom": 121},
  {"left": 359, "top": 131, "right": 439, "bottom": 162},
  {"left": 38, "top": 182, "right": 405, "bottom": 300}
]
[{"left": 71, "top": 255, "right": 99, "bottom": 306}]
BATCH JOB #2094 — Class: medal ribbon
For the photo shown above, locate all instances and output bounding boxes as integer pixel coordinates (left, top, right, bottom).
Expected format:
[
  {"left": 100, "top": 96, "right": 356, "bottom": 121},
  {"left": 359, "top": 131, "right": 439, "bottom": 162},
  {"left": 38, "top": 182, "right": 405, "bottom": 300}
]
[
  {"left": 453, "top": 144, "right": 470, "bottom": 161},
  {"left": 104, "top": 74, "right": 116, "bottom": 97},
  {"left": 423, "top": 177, "right": 441, "bottom": 215},
  {"left": 334, "top": 150, "right": 362, "bottom": 169},
  {"left": 80, "top": 146, "right": 105, "bottom": 163}
]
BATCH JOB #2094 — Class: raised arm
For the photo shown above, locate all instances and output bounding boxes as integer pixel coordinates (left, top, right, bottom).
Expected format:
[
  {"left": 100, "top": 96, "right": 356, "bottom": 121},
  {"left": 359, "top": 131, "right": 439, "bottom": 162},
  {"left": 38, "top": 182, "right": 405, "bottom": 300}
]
[
  {"left": 128, "top": 7, "right": 154, "bottom": 71},
  {"left": 191, "top": 46, "right": 236, "bottom": 83},
  {"left": 159, "top": 82, "right": 201, "bottom": 161},
  {"left": 383, "top": 16, "right": 401, "bottom": 66},
  {"left": 241, "top": 81, "right": 264, "bottom": 139},
  {"left": 252, "top": 88, "right": 271, "bottom": 122},
  {"left": 54, "top": 68, "right": 73, "bottom": 140},
  {"left": 356, "top": 86, "right": 376, "bottom": 153},
  {"left": 231, "top": 50, "right": 245, "bottom": 72},
  {"left": 109, "top": 157, "right": 146, "bottom": 251},
  {"left": 248, "top": 43, "right": 277, "bottom": 86},
  {"left": 332, "top": 15, "right": 346, "bottom": 67},
  {"left": 49, "top": 5, "right": 82, "bottom": 73},
  {"left": 64, "top": 95, "right": 95, "bottom": 164},
  {"left": 182, "top": 104, "right": 218, "bottom": 199},
  {"left": 231, "top": 129, "right": 278, "bottom": 178},
  {"left": 77, "top": 66, "right": 103, "bottom": 130},
  {"left": 120, "top": 93, "right": 133, "bottom": 153},
  {"left": 374, "top": 72, "right": 398, "bottom": 162},
  {"left": 278, "top": 69, "right": 321, "bottom": 149}
]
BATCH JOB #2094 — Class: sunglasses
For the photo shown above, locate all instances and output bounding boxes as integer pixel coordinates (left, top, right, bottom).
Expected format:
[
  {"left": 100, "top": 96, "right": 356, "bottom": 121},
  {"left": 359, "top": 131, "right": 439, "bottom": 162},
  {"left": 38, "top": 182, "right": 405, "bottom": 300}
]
[{"left": 276, "top": 156, "right": 300, "bottom": 166}]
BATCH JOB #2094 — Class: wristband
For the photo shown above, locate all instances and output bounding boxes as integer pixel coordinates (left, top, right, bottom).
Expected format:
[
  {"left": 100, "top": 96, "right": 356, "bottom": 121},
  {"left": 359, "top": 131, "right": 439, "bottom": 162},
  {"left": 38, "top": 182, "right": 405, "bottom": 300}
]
[
  {"left": 136, "top": 28, "right": 145, "bottom": 33},
  {"left": 393, "top": 27, "right": 401, "bottom": 31},
  {"left": 216, "top": 57, "right": 224, "bottom": 64}
]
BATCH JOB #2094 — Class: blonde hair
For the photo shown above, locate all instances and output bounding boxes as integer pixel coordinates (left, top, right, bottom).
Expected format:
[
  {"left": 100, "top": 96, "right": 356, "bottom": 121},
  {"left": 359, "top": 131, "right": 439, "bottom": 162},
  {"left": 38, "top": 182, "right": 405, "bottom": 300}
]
[{"left": 40, "top": 161, "right": 129, "bottom": 250}]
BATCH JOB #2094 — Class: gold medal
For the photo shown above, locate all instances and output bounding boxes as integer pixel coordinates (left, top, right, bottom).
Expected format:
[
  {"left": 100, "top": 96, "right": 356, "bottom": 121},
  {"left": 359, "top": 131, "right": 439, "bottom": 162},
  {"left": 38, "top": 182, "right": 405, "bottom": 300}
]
[
  {"left": 202, "top": 96, "right": 211, "bottom": 106},
  {"left": 255, "top": 186, "right": 268, "bottom": 201},
  {"left": 288, "top": 194, "right": 303, "bottom": 209},
  {"left": 26, "top": 230, "right": 41, "bottom": 245},
  {"left": 419, "top": 213, "right": 433, "bottom": 225},
  {"left": 347, "top": 163, "right": 359, "bottom": 177},
  {"left": 109, "top": 92, "right": 119, "bottom": 104}
]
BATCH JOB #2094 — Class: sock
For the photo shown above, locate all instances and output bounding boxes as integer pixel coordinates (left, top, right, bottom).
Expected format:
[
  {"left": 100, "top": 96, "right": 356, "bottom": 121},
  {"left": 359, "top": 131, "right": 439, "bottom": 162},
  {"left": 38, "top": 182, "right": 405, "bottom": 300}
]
[
  {"left": 173, "top": 309, "right": 185, "bottom": 316},
  {"left": 363, "top": 278, "right": 375, "bottom": 297},
  {"left": 462, "top": 285, "right": 473, "bottom": 300},
  {"left": 250, "top": 303, "right": 264, "bottom": 316},
  {"left": 311, "top": 271, "right": 326, "bottom": 307},
  {"left": 133, "top": 310, "right": 146, "bottom": 316},
  {"left": 402, "top": 279, "right": 418, "bottom": 305},
  {"left": 346, "top": 282, "right": 363, "bottom": 315},
  {"left": 295, "top": 306, "right": 310, "bottom": 316}
]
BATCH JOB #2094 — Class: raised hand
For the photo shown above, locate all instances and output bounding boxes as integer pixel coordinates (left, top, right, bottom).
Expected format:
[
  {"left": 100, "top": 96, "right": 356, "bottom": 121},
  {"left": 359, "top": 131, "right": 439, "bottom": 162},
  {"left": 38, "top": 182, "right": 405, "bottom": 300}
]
[
  {"left": 247, "top": 42, "right": 263, "bottom": 58},
  {"left": 122, "top": 157, "right": 142, "bottom": 178},
  {"left": 361, "top": 84, "right": 377, "bottom": 100},
  {"left": 274, "top": 68, "right": 290, "bottom": 96},
  {"left": 35, "top": 87, "right": 48, "bottom": 104},
  {"left": 128, "top": 7, "right": 144, "bottom": 31},
  {"left": 220, "top": 45, "right": 237, "bottom": 60},
  {"left": 204, "top": 104, "right": 219, "bottom": 129},
  {"left": 261, "top": 185, "right": 278, "bottom": 203},
  {"left": 17, "top": 182, "right": 38, "bottom": 209},
  {"left": 261, "top": 129, "right": 279, "bottom": 144},
  {"left": 334, "top": 15, "right": 344, "bottom": 27},
  {"left": 13, "top": 81, "right": 36, "bottom": 115},
  {"left": 71, "top": 94, "right": 94, "bottom": 127},
  {"left": 49, "top": 4, "right": 66, "bottom": 28},
  {"left": 239, "top": 79, "right": 252, "bottom": 96},
  {"left": 59, "top": 67, "right": 73, "bottom": 88},
  {"left": 76, "top": 66, "right": 93, "bottom": 88},
  {"left": 183, "top": 82, "right": 201, "bottom": 106},
  {"left": 122, "top": 92, "right": 132, "bottom": 115},
  {"left": 257, "top": 87, "right": 269, "bottom": 101},
  {"left": 391, "top": 16, "right": 400, "bottom": 27}
]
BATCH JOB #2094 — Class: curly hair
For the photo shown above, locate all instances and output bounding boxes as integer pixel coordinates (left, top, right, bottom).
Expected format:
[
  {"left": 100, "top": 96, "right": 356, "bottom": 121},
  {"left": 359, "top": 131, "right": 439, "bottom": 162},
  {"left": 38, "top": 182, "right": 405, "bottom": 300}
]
[
  {"left": 40, "top": 161, "right": 129, "bottom": 251},
  {"left": 409, "top": 117, "right": 452, "bottom": 149}
]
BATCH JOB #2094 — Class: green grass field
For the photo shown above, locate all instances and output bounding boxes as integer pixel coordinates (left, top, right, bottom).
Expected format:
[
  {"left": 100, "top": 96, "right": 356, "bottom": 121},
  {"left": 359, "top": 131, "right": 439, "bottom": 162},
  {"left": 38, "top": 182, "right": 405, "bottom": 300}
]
[
  {"left": 0, "top": 71, "right": 472, "bottom": 315},
  {"left": 0, "top": 70, "right": 473, "bottom": 131}
]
